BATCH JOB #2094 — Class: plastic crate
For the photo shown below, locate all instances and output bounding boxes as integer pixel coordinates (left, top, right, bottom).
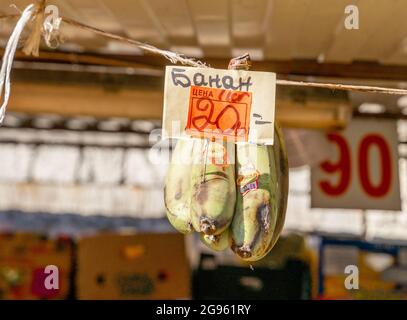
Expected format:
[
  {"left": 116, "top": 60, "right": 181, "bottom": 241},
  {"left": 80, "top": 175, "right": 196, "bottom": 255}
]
[{"left": 192, "top": 254, "right": 311, "bottom": 300}]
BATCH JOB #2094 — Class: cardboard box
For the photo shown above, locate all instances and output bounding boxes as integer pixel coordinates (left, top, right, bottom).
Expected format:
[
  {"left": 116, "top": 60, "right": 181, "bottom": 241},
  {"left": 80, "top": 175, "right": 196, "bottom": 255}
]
[
  {"left": 77, "top": 232, "right": 191, "bottom": 300},
  {"left": 0, "top": 232, "right": 73, "bottom": 300}
]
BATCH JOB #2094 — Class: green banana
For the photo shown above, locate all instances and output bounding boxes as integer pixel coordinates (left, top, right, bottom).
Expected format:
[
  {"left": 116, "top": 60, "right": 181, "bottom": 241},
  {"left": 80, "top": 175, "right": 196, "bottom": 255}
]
[
  {"left": 191, "top": 139, "right": 236, "bottom": 235},
  {"left": 164, "top": 138, "right": 195, "bottom": 234},
  {"left": 268, "top": 124, "right": 289, "bottom": 251},
  {"left": 231, "top": 142, "right": 278, "bottom": 261},
  {"left": 200, "top": 227, "right": 231, "bottom": 251}
]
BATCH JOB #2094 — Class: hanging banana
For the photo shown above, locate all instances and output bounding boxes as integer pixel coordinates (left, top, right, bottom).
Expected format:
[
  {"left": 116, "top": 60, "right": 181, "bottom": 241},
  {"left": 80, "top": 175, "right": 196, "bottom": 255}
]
[
  {"left": 164, "top": 138, "right": 196, "bottom": 234},
  {"left": 268, "top": 124, "right": 289, "bottom": 251},
  {"left": 190, "top": 139, "right": 236, "bottom": 235},
  {"left": 230, "top": 142, "right": 279, "bottom": 261},
  {"left": 164, "top": 125, "right": 289, "bottom": 262}
]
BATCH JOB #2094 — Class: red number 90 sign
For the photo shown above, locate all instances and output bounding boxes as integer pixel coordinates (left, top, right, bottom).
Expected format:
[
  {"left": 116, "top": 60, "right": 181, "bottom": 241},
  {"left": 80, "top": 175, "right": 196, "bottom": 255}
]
[
  {"left": 320, "top": 133, "right": 391, "bottom": 197},
  {"left": 311, "top": 120, "right": 401, "bottom": 211}
]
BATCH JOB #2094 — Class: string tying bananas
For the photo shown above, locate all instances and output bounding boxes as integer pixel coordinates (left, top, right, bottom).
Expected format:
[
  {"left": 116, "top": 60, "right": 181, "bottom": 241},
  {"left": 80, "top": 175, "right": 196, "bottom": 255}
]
[{"left": 164, "top": 124, "right": 288, "bottom": 261}]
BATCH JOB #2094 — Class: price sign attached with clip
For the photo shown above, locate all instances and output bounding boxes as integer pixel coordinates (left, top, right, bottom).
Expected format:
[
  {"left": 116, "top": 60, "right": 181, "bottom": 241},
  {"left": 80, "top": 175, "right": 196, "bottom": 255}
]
[{"left": 162, "top": 66, "right": 276, "bottom": 145}]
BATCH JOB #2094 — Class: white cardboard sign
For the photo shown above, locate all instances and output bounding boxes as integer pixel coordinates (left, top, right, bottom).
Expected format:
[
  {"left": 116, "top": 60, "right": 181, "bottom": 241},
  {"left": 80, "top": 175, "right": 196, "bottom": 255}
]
[
  {"left": 162, "top": 66, "right": 276, "bottom": 144},
  {"left": 311, "top": 119, "right": 401, "bottom": 211}
]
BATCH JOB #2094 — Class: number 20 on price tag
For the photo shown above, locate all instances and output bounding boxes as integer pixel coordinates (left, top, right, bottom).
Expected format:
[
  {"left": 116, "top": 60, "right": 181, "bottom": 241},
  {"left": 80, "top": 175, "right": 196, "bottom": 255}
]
[
  {"left": 186, "top": 86, "right": 252, "bottom": 141},
  {"left": 311, "top": 119, "right": 401, "bottom": 211}
]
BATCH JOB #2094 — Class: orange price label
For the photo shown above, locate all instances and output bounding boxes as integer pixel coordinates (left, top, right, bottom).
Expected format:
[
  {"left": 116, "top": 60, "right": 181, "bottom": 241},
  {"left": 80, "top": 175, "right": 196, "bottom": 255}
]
[{"left": 185, "top": 86, "right": 252, "bottom": 141}]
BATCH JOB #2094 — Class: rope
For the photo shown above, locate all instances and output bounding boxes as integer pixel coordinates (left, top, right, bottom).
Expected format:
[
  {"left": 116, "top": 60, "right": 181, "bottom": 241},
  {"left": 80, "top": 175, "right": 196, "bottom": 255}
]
[
  {"left": 276, "top": 80, "right": 407, "bottom": 95},
  {"left": 0, "top": 4, "right": 35, "bottom": 124},
  {"left": 60, "top": 16, "right": 207, "bottom": 68}
]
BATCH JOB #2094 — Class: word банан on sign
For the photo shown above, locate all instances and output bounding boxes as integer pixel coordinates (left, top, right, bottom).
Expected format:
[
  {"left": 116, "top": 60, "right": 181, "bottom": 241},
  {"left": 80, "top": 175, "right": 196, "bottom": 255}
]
[{"left": 171, "top": 68, "right": 253, "bottom": 91}]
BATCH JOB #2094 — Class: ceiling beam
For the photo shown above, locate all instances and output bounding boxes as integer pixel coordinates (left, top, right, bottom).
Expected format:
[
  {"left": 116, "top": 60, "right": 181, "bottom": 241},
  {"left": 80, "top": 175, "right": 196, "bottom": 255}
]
[
  {"left": 9, "top": 49, "right": 407, "bottom": 82},
  {"left": 7, "top": 68, "right": 351, "bottom": 130}
]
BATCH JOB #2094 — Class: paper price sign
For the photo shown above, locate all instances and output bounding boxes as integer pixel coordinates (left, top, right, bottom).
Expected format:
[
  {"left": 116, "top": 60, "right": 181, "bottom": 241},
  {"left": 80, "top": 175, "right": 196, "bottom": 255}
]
[{"left": 162, "top": 66, "right": 276, "bottom": 144}]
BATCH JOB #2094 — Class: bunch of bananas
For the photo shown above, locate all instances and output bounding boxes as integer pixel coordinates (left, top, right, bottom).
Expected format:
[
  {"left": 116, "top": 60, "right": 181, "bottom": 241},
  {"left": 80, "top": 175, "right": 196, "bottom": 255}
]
[{"left": 164, "top": 124, "right": 288, "bottom": 261}]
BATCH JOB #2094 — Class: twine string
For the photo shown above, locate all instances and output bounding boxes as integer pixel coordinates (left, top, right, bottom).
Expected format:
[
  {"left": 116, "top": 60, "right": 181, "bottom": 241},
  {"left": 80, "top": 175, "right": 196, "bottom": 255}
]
[
  {"left": 276, "top": 80, "right": 407, "bottom": 95},
  {"left": 60, "top": 16, "right": 207, "bottom": 68},
  {"left": 22, "top": 0, "right": 46, "bottom": 56}
]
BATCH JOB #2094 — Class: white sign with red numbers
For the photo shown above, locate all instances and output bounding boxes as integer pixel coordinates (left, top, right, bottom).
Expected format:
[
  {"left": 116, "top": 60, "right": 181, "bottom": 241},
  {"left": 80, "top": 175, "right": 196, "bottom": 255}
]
[{"left": 311, "top": 119, "right": 401, "bottom": 211}]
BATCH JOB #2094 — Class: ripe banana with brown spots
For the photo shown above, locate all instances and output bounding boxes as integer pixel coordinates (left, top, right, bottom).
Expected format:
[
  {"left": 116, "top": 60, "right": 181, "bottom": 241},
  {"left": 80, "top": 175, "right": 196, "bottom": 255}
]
[
  {"left": 190, "top": 139, "right": 236, "bottom": 235},
  {"left": 231, "top": 142, "right": 279, "bottom": 261}
]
